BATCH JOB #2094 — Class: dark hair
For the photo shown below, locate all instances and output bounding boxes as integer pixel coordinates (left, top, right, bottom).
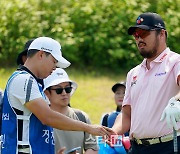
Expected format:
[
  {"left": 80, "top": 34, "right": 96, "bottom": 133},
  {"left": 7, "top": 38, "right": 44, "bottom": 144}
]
[
  {"left": 155, "top": 29, "right": 167, "bottom": 41},
  {"left": 27, "top": 49, "right": 51, "bottom": 58},
  {"left": 46, "top": 87, "right": 51, "bottom": 93},
  {"left": 17, "top": 39, "right": 35, "bottom": 65},
  {"left": 27, "top": 49, "right": 39, "bottom": 57},
  {"left": 44, "top": 52, "right": 51, "bottom": 57}
]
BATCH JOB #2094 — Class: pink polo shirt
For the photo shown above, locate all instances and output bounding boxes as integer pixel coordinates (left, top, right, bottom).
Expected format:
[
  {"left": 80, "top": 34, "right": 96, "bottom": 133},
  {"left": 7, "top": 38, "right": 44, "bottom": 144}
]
[{"left": 123, "top": 48, "right": 180, "bottom": 139}]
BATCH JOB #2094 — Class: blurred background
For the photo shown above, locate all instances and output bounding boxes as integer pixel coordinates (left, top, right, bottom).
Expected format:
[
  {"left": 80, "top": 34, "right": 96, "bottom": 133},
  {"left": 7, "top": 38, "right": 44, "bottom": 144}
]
[{"left": 0, "top": 0, "right": 179, "bottom": 123}]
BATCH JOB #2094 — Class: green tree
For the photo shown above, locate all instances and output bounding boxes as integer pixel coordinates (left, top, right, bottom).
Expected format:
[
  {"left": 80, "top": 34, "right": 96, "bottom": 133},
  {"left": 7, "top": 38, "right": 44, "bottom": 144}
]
[{"left": 0, "top": 0, "right": 179, "bottom": 72}]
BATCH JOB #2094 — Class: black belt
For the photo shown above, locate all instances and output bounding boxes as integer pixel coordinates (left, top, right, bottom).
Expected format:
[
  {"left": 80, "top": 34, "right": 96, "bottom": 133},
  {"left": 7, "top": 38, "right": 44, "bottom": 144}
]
[{"left": 132, "top": 131, "right": 180, "bottom": 146}]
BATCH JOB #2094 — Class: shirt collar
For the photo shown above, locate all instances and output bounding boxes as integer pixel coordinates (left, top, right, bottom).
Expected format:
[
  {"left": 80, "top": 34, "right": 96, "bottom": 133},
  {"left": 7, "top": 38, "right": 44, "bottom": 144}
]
[
  {"left": 141, "top": 47, "right": 170, "bottom": 67},
  {"left": 17, "top": 65, "right": 44, "bottom": 88}
]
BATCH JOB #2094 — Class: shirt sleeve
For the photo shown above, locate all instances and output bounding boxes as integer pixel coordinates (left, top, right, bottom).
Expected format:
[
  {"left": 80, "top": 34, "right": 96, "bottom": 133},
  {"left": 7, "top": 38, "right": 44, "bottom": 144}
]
[
  {"left": 82, "top": 112, "right": 98, "bottom": 151},
  {"left": 122, "top": 70, "right": 132, "bottom": 107},
  {"left": 9, "top": 73, "right": 43, "bottom": 105},
  {"left": 174, "top": 60, "right": 180, "bottom": 86},
  {"left": 0, "top": 89, "right": 3, "bottom": 106}
]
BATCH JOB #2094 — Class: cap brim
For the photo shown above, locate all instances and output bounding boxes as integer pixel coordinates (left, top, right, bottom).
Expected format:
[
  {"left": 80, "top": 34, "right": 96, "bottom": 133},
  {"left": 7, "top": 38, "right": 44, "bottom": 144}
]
[
  {"left": 112, "top": 83, "right": 126, "bottom": 93},
  {"left": 128, "top": 25, "right": 152, "bottom": 35},
  {"left": 56, "top": 56, "right": 71, "bottom": 68},
  {"left": 52, "top": 53, "right": 71, "bottom": 68}
]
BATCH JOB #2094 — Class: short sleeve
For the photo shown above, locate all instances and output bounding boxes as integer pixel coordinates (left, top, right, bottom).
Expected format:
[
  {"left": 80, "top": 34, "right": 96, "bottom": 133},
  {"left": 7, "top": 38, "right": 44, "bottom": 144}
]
[
  {"left": 174, "top": 61, "right": 180, "bottom": 85},
  {"left": 82, "top": 112, "right": 98, "bottom": 151},
  {"left": 122, "top": 70, "right": 132, "bottom": 107},
  {"left": 0, "top": 89, "right": 3, "bottom": 106},
  {"left": 9, "top": 73, "right": 42, "bottom": 106}
]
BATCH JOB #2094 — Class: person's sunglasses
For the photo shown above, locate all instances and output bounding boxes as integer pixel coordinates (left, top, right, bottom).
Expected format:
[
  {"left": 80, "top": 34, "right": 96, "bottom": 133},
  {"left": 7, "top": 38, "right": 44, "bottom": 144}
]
[
  {"left": 133, "top": 29, "right": 151, "bottom": 40},
  {"left": 51, "top": 87, "right": 72, "bottom": 94}
]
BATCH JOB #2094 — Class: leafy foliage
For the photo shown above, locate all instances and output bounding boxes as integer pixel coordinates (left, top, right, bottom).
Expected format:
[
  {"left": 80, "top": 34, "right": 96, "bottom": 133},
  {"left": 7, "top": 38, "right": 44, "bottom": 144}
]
[{"left": 0, "top": 0, "right": 179, "bottom": 71}]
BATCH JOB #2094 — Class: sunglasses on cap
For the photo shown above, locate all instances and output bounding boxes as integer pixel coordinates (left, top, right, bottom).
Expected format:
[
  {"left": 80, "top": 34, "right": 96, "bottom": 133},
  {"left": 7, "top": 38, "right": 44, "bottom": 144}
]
[
  {"left": 50, "top": 87, "right": 72, "bottom": 94},
  {"left": 133, "top": 29, "right": 152, "bottom": 40}
]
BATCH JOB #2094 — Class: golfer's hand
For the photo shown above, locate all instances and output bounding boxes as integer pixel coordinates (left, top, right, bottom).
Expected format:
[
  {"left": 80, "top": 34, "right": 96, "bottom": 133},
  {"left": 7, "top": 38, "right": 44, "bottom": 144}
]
[
  {"left": 101, "top": 129, "right": 119, "bottom": 146},
  {"left": 88, "top": 124, "right": 116, "bottom": 137},
  {"left": 160, "top": 97, "right": 180, "bottom": 130}
]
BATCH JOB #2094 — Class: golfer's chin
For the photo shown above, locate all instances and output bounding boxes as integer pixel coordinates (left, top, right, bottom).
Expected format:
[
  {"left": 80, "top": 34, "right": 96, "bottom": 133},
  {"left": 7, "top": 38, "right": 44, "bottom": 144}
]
[
  {"left": 42, "top": 72, "right": 53, "bottom": 79},
  {"left": 116, "top": 102, "right": 122, "bottom": 106}
]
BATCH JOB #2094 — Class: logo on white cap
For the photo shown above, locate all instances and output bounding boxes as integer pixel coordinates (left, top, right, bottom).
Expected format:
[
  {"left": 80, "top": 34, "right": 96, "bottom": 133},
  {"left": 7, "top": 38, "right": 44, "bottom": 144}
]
[
  {"left": 28, "top": 37, "right": 70, "bottom": 68},
  {"left": 56, "top": 72, "right": 63, "bottom": 76}
]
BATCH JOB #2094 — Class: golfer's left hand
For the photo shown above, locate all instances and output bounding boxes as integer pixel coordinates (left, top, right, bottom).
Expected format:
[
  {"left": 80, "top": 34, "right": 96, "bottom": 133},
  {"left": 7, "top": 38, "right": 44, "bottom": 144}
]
[{"left": 160, "top": 97, "right": 180, "bottom": 130}]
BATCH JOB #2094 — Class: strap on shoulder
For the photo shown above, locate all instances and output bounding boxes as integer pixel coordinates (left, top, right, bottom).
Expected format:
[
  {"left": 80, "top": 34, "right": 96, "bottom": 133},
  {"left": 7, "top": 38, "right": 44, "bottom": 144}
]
[{"left": 73, "top": 109, "right": 87, "bottom": 123}]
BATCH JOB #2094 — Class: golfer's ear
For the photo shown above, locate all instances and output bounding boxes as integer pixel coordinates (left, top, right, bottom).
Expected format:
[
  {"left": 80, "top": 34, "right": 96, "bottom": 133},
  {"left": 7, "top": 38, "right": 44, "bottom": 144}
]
[
  {"left": 160, "top": 29, "right": 166, "bottom": 39},
  {"left": 44, "top": 89, "right": 50, "bottom": 98},
  {"left": 37, "top": 50, "right": 44, "bottom": 59}
]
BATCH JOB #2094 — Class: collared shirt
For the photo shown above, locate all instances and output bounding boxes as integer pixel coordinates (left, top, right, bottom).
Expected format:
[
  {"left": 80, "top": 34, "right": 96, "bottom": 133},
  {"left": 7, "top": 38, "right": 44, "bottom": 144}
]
[{"left": 123, "top": 48, "right": 180, "bottom": 139}]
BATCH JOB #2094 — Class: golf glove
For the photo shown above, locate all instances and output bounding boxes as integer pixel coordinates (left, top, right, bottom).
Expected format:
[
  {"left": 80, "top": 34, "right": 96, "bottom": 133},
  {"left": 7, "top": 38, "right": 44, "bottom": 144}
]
[{"left": 160, "top": 97, "right": 180, "bottom": 130}]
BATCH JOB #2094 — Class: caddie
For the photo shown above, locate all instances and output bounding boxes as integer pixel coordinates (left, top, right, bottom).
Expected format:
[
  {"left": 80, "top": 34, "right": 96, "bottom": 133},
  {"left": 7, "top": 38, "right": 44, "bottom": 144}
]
[{"left": 1, "top": 37, "right": 113, "bottom": 154}]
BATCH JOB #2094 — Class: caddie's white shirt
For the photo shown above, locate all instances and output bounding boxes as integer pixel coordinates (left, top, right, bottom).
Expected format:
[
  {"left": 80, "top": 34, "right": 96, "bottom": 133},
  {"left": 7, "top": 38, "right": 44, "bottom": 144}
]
[
  {"left": 8, "top": 72, "right": 47, "bottom": 111},
  {"left": 123, "top": 48, "right": 180, "bottom": 139},
  {"left": 8, "top": 72, "right": 49, "bottom": 141}
]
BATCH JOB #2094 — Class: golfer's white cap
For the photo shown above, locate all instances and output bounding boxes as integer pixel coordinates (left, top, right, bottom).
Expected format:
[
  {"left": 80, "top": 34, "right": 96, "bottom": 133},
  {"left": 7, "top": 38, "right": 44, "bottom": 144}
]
[
  {"left": 28, "top": 37, "right": 70, "bottom": 68},
  {"left": 43, "top": 68, "right": 77, "bottom": 96}
]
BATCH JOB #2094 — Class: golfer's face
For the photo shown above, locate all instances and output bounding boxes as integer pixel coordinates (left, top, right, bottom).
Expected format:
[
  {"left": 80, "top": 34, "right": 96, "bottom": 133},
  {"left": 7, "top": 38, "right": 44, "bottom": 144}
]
[
  {"left": 133, "top": 29, "right": 161, "bottom": 59},
  {"left": 41, "top": 54, "right": 57, "bottom": 78}
]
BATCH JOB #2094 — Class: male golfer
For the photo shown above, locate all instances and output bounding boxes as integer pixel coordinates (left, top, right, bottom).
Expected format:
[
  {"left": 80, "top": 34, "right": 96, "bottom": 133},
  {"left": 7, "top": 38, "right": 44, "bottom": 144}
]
[{"left": 112, "top": 12, "right": 180, "bottom": 154}]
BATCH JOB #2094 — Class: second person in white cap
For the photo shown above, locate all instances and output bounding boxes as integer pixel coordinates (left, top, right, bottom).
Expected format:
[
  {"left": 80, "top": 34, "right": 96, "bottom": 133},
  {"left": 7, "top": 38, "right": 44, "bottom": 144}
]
[{"left": 44, "top": 68, "right": 98, "bottom": 154}]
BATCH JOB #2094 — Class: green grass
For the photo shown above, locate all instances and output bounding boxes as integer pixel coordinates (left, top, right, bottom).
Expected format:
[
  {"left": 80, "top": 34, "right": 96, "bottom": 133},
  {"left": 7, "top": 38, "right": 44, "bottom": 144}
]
[
  {"left": 0, "top": 67, "right": 126, "bottom": 124},
  {"left": 0, "top": 67, "right": 16, "bottom": 89}
]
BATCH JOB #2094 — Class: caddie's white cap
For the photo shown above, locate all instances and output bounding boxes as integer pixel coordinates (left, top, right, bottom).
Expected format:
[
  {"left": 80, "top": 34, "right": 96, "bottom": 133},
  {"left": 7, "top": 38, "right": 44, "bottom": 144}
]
[
  {"left": 43, "top": 68, "right": 77, "bottom": 96},
  {"left": 28, "top": 37, "right": 70, "bottom": 68}
]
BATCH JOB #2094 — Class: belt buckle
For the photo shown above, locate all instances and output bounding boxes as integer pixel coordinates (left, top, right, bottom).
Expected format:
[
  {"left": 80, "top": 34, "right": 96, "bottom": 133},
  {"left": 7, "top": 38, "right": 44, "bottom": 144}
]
[{"left": 141, "top": 139, "right": 151, "bottom": 146}]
